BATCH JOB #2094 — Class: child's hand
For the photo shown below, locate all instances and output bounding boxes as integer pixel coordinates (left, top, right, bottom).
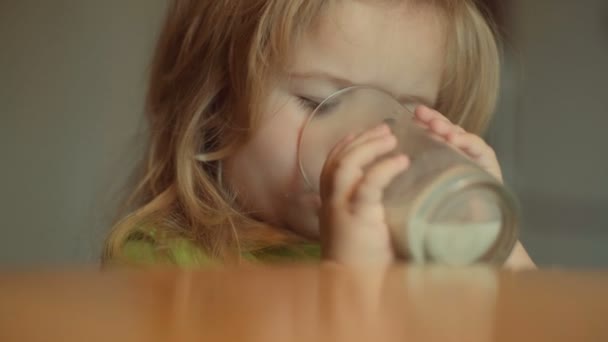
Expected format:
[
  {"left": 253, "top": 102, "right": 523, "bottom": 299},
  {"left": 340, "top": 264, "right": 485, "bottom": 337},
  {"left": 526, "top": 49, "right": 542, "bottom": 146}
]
[
  {"left": 414, "top": 106, "right": 536, "bottom": 269},
  {"left": 413, "top": 105, "right": 504, "bottom": 183},
  {"left": 319, "top": 124, "right": 410, "bottom": 266}
]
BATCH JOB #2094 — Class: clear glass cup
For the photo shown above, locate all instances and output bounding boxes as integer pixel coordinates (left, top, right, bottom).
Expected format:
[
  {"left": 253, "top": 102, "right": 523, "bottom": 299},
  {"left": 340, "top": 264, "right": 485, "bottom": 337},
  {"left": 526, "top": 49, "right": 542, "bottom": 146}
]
[{"left": 298, "top": 86, "right": 519, "bottom": 265}]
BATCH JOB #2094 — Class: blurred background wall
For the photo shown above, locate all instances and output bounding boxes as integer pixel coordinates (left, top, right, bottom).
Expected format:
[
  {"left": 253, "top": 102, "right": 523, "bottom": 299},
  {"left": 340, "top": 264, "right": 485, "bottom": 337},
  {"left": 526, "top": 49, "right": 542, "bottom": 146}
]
[
  {"left": 487, "top": 0, "right": 608, "bottom": 267},
  {"left": 0, "top": 0, "right": 606, "bottom": 267},
  {"left": 0, "top": 0, "right": 166, "bottom": 265}
]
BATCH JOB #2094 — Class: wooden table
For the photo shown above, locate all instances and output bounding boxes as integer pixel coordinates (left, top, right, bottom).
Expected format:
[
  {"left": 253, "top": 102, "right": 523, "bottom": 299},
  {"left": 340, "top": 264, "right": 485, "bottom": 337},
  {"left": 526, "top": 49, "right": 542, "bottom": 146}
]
[{"left": 0, "top": 265, "right": 607, "bottom": 341}]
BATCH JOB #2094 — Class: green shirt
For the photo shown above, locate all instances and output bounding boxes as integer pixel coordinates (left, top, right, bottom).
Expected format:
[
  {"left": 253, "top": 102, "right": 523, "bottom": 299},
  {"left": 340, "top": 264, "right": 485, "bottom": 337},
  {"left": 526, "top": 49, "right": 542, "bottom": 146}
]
[{"left": 120, "top": 232, "right": 321, "bottom": 267}]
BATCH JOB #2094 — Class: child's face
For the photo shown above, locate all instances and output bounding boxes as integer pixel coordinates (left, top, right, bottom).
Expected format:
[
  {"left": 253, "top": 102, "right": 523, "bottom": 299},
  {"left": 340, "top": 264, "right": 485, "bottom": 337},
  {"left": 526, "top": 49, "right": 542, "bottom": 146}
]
[{"left": 224, "top": 2, "right": 445, "bottom": 239}]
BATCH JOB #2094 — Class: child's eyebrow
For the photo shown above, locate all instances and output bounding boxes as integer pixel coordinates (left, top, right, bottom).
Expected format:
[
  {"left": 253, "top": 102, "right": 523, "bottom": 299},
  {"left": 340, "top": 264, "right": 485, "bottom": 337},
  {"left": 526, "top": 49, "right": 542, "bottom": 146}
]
[{"left": 288, "top": 70, "right": 436, "bottom": 108}]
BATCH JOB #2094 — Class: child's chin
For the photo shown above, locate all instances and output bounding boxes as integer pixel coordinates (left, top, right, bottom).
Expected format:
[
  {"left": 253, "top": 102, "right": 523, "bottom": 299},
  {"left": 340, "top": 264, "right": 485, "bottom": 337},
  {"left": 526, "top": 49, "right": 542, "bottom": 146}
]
[
  {"left": 281, "top": 192, "right": 321, "bottom": 240},
  {"left": 284, "top": 196, "right": 321, "bottom": 239},
  {"left": 289, "top": 221, "right": 320, "bottom": 240}
]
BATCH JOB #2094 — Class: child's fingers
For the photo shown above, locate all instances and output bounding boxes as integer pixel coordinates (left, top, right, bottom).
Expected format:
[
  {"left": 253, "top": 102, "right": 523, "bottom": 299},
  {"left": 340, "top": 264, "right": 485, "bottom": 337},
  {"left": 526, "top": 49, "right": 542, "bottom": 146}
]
[
  {"left": 412, "top": 106, "right": 491, "bottom": 164},
  {"left": 326, "top": 133, "right": 356, "bottom": 165},
  {"left": 327, "top": 124, "right": 390, "bottom": 163},
  {"left": 425, "top": 118, "right": 463, "bottom": 145},
  {"left": 326, "top": 134, "right": 398, "bottom": 201},
  {"left": 414, "top": 105, "right": 450, "bottom": 124},
  {"left": 338, "top": 123, "right": 392, "bottom": 157},
  {"left": 351, "top": 154, "right": 410, "bottom": 208},
  {"left": 446, "top": 131, "right": 503, "bottom": 182},
  {"left": 322, "top": 133, "right": 355, "bottom": 201},
  {"left": 322, "top": 124, "right": 393, "bottom": 202},
  {"left": 428, "top": 118, "right": 455, "bottom": 136},
  {"left": 415, "top": 106, "right": 468, "bottom": 137},
  {"left": 446, "top": 131, "right": 493, "bottom": 159}
]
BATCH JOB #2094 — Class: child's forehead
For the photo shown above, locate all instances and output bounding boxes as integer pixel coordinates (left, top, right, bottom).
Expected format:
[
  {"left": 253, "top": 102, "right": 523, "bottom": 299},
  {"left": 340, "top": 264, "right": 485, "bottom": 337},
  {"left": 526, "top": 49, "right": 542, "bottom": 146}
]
[
  {"left": 308, "top": 1, "right": 446, "bottom": 46},
  {"left": 310, "top": 0, "right": 444, "bottom": 32},
  {"left": 286, "top": 1, "right": 445, "bottom": 104}
]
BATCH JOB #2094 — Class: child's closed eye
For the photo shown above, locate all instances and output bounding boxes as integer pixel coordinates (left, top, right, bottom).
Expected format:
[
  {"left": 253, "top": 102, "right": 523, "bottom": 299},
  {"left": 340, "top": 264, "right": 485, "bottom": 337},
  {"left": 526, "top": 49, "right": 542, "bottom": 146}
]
[
  {"left": 295, "top": 96, "right": 339, "bottom": 115},
  {"left": 295, "top": 96, "right": 321, "bottom": 111}
]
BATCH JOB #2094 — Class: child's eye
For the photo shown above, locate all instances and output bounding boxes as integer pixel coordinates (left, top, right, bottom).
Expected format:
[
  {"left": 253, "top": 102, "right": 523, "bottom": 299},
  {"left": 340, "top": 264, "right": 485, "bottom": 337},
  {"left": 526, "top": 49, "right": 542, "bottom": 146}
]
[
  {"left": 295, "top": 96, "right": 339, "bottom": 115},
  {"left": 295, "top": 96, "right": 321, "bottom": 111}
]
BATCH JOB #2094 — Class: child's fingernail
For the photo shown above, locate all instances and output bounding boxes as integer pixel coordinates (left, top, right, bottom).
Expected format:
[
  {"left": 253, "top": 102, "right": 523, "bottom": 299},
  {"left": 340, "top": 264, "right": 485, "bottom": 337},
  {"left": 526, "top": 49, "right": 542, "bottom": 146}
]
[
  {"left": 374, "top": 123, "right": 390, "bottom": 133},
  {"left": 416, "top": 105, "right": 431, "bottom": 116},
  {"left": 399, "top": 155, "right": 410, "bottom": 166},
  {"left": 343, "top": 133, "right": 355, "bottom": 141}
]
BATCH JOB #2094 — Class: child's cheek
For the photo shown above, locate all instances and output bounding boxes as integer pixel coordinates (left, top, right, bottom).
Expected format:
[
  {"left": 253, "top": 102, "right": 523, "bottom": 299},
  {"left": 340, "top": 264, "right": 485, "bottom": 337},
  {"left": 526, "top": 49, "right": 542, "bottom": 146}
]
[{"left": 226, "top": 100, "right": 306, "bottom": 211}]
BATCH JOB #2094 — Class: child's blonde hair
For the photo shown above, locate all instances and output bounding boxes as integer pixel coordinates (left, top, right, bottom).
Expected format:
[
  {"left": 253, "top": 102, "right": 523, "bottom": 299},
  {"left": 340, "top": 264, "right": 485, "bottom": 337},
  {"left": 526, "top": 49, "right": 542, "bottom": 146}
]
[{"left": 103, "top": 0, "right": 501, "bottom": 263}]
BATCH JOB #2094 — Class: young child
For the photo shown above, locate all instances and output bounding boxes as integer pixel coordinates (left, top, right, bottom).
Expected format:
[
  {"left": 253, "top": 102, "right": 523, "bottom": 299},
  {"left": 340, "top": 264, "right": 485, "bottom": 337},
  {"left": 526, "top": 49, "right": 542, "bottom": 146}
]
[{"left": 103, "top": 0, "right": 534, "bottom": 268}]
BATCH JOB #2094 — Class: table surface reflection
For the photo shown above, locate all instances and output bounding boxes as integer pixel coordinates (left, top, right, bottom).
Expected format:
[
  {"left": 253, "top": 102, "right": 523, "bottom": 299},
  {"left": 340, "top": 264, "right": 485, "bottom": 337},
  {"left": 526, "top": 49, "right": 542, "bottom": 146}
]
[{"left": 1, "top": 265, "right": 607, "bottom": 341}]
